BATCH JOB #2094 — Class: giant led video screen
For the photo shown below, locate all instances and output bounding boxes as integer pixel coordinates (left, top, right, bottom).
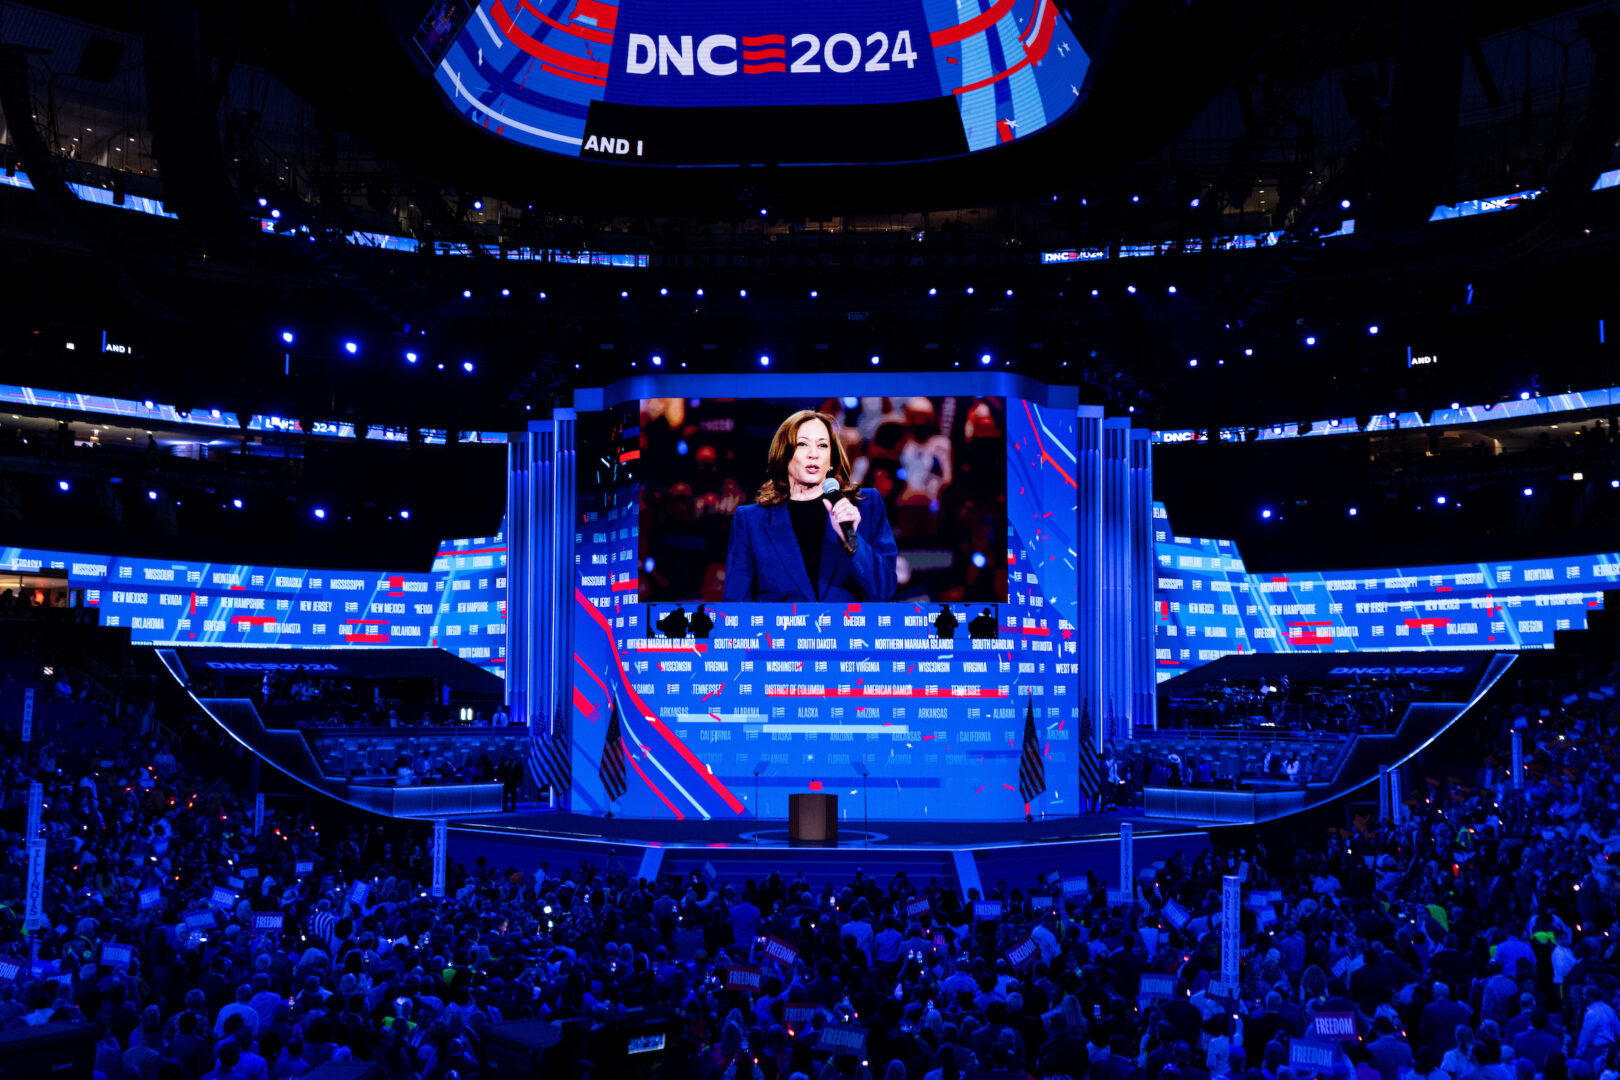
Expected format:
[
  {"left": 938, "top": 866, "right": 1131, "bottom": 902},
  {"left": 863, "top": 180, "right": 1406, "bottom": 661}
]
[
  {"left": 570, "top": 394, "right": 1080, "bottom": 822},
  {"left": 420, "top": 0, "right": 1092, "bottom": 165},
  {"left": 639, "top": 396, "right": 1007, "bottom": 604}
]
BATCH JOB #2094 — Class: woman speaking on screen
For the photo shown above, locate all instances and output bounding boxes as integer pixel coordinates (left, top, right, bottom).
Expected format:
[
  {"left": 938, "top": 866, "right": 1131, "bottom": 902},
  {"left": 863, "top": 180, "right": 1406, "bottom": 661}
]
[{"left": 722, "top": 410, "right": 898, "bottom": 602}]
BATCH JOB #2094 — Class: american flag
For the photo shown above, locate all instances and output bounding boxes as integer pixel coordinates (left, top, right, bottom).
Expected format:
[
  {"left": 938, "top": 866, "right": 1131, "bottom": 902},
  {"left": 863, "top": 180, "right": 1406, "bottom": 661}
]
[
  {"left": 1077, "top": 699, "right": 1103, "bottom": 812},
  {"left": 599, "top": 694, "right": 628, "bottom": 803},
  {"left": 1017, "top": 697, "right": 1046, "bottom": 805},
  {"left": 528, "top": 710, "right": 571, "bottom": 803}
]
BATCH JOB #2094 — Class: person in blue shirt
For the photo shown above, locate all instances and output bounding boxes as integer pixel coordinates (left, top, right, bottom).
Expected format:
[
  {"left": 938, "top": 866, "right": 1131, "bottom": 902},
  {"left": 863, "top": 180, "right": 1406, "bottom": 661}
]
[{"left": 723, "top": 410, "right": 898, "bottom": 603}]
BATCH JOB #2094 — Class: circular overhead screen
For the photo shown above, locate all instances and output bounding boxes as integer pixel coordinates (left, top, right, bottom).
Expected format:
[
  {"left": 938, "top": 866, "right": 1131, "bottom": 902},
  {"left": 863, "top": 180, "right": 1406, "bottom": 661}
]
[{"left": 415, "top": 0, "right": 1091, "bottom": 166}]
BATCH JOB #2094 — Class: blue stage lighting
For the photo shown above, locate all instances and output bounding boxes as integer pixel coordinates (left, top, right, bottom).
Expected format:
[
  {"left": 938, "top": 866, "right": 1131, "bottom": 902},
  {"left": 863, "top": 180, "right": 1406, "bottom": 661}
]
[
  {"left": 1005, "top": 289, "right": 1014, "bottom": 297},
  {"left": 1167, "top": 285, "right": 1177, "bottom": 294},
  {"left": 696, "top": 288, "right": 704, "bottom": 297},
  {"left": 232, "top": 498, "right": 243, "bottom": 509},
  {"left": 462, "top": 361, "right": 474, "bottom": 372},
  {"left": 971, "top": 552, "right": 987, "bottom": 568},
  {"left": 58, "top": 480, "right": 69, "bottom": 492},
  {"left": 500, "top": 287, "right": 510, "bottom": 297},
  {"left": 405, "top": 351, "right": 418, "bottom": 363},
  {"left": 344, "top": 341, "right": 358, "bottom": 355},
  {"left": 1520, "top": 391, "right": 1531, "bottom": 400},
  {"left": 621, "top": 290, "right": 628, "bottom": 298},
  {"left": 1347, "top": 507, "right": 1358, "bottom": 517},
  {"left": 1260, "top": 508, "right": 1272, "bottom": 519},
  {"left": 660, "top": 287, "right": 668, "bottom": 296},
  {"left": 1244, "top": 348, "right": 1254, "bottom": 356},
  {"left": 1090, "top": 289, "right": 1099, "bottom": 297},
  {"left": 928, "top": 287, "right": 937, "bottom": 296},
  {"left": 1305, "top": 336, "right": 1317, "bottom": 346},
  {"left": 1340, "top": 199, "right": 1351, "bottom": 209},
  {"left": 740, "top": 289, "right": 748, "bottom": 298},
  {"left": 147, "top": 490, "right": 157, "bottom": 500},
  {"left": 538, "top": 292, "right": 547, "bottom": 300},
  {"left": 462, "top": 289, "right": 472, "bottom": 299},
  {"left": 979, "top": 354, "right": 991, "bottom": 365},
  {"left": 1190, "top": 198, "right": 1200, "bottom": 208},
  {"left": 313, "top": 507, "right": 326, "bottom": 519},
  {"left": 965, "top": 287, "right": 974, "bottom": 295},
  {"left": 810, "top": 290, "right": 818, "bottom": 298},
  {"left": 400, "top": 509, "right": 410, "bottom": 520},
  {"left": 870, "top": 356, "right": 880, "bottom": 365},
  {"left": 1188, "top": 359, "right": 1198, "bottom": 367},
  {"left": 1523, "top": 488, "right": 1534, "bottom": 497},
  {"left": 472, "top": 199, "right": 483, "bottom": 210},
  {"left": 1367, "top": 324, "right": 1379, "bottom": 335},
  {"left": 759, "top": 354, "right": 769, "bottom": 366},
  {"left": 651, "top": 355, "right": 662, "bottom": 366},
  {"left": 1435, "top": 494, "right": 1447, "bottom": 505},
  {"left": 1126, "top": 285, "right": 1137, "bottom": 294},
  {"left": 280, "top": 330, "right": 294, "bottom": 344}
]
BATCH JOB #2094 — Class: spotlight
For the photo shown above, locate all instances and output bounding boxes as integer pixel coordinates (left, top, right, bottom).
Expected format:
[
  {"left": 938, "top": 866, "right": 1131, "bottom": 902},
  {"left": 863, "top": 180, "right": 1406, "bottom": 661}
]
[
  {"left": 1367, "top": 325, "right": 1379, "bottom": 335},
  {"left": 405, "top": 351, "right": 418, "bottom": 363},
  {"left": 1005, "top": 289, "right": 1014, "bottom": 297},
  {"left": 463, "top": 361, "right": 474, "bottom": 373},
  {"left": 1090, "top": 289, "right": 1099, "bottom": 297},
  {"left": 1388, "top": 411, "right": 1398, "bottom": 419},
  {"left": 1450, "top": 402, "right": 1460, "bottom": 410},
  {"left": 1435, "top": 495, "right": 1447, "bottom": 505},
  {"left": 651, "top": 355, "right": 662, "bottom": 366},
  {"left": 660, "top": 287, "right": 668, "bottom": 296},
  {"left": 870, "top": 356, "right": 880, "bottom": 365},
  {"left": 1573, "top": 472, "right": 1585, "bottom": 481},
  {"left": 1340, "top": 199, "right": 1352, "bottom": 209},
  {"left": 1244, "top": 348, "right": 1253, "bottom": 356},
  {"left": 147, "top": 490, "right": 158, "bottom": 500},
  {"left": 1127, "top": 285, "right": 1137, "bottom": 295},
  {"left": 965, "top": 287, "right": 974, "bottom": 295},
  {"left": 979, "top": 354, "right": 991, "bottom": 365},
  {"left": 538, "top": 292, "right": 547, "bottom": 301},
  {"left": 1348, "top": 507, "right": 1358, "bottom": 517},
  {"left": 280, "top": 330, "right": 295, "bottom": 345},
  {"left": 759, "top": 208, "right": 768, "bottom": 216},
  {"left": 740, "top": 289, "right": 748, "bottom": 298},
  {"left": 1305, "top": 336, "right": 1317, "bottom": 346},
  {"left": 143, "top": 401, "right": 154, "bottom": 410},
  {"left": 462, "top": 289, "right": 472, "bottom": 299},
  {"left": 928, "top": 287, "right": 937, "bottom": 296},
  {"left": 1261, "top": 508, "right": 1272, "bottom": 520},
  {"left": 971, "top": 552, "right": 987, "bottom": 568},
  {"left": 472, "top": 199, "right": 483, "bottom": 210},
  {"left": 696, "top": 288, "right": 705, "bottom": 297},
  {"left": 1188, "top": 359, "right": 1198, "bottom": 368},
  {"left": 1130, "top": 194, "right": 1140, "bottom": 204},
  {"left": 313, "top": 507, "right": 326, "bottom": 519},
  {"left": 257, "top": 197, "right": 268, "bottom": 208},
  {"left": 270, "top": 209, "right": 281, "bottom": 220},
  {"left": 1190, "top": 198, "right": 1200, "bottom": 208},
  {"left": 1167, "top": 285, "right": 1177, "bottom": 295},
  {"left": 1523, "top": 488, "right": 1534, "bottom": 497},
  {"left": 759, "top": 355, "right": 770, "bottom": 367},
  {"left": 232, "top": 498, "right": 243, "bottom": 509},
  {"left": 1612, "top": 480, "right": 1619, "bottom": 488},
  {"left": 621, "top": 290, "right": 629, "bottom": 299},
  {"left": 400, "top": 509, "right": 410, "bottom": 520},
  {"left": 1520, "top": 391, "right": 1531, "bottom": 400},
  {"left": 344, "top": 341, "right": 358, "bottom": 355},
  {"left": 58, "top": 480, "right": 70, "bottom": 492},
  {"left": 810, "top": 290, "right": 818, "bottom": 298}
]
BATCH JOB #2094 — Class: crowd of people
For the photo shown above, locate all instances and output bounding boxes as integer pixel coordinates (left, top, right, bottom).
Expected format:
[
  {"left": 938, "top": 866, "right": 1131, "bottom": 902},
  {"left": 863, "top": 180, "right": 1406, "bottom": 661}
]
[{"left": 1, "top": 633, "right": 1618, "bottom": 1080}]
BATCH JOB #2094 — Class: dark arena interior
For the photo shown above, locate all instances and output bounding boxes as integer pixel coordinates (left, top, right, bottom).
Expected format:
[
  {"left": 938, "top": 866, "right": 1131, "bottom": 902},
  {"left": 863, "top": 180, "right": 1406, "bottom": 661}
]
[{"left": 3, "top": 1, "right": 1620, "bottom": 1078}]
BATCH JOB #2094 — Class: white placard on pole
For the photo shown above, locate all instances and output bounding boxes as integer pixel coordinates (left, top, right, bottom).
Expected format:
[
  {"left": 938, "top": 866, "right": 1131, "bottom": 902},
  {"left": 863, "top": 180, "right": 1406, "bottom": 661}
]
[
  {"left": 1389, "top": 767, "right": 1406, "bottom": 825},
  {"left": 1119, "top": 822, "right": 1133, "bottom": 896},
  {"left": 26, "top": 782, "right": 42, "bottom": 842},
  {"left": 1377, "top": 766, "right": 1391, "bottom": 822},
  {"left": 1511, "top": 730, "right": 1524, "bottom": 790},
  {"left": 1220, "top": 874, "right": 1242, "bottom": 990},
  {"left": 23, "top": 838, "right": 46, "bottom": 932},
  {"left": 20, "top": 688, "right": 33, "bottom": 744},
  {"left": 432, "top": 819, "right": 447, "bottom": 898},
  {"left": 253, "top": 793, "right": 265, "bottom": 837}
]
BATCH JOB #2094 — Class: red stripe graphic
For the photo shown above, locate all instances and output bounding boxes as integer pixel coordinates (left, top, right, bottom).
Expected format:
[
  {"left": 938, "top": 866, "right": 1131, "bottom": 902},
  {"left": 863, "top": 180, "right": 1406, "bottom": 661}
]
[
  {"left": 577, "top": 589, "right": 746, "bottom": 814},
  {"left": 997, "top": 119, "right": 1014, "bottom": 143},
  {"left": 572, "top": 685, "right": 597, "bottom": 719},
  {"left": 542, "top": 62, "right": 607, "bottom": 86},
  {"left": 619, "top": 449, "right": 641, "bottom": 462},
  {"left": 743, "top": 63, "right": 786, "bottom": 73},
  {"left": 631, "top": 643, "right": 709, "bottom": 653},
  {"left": 743, "top": 49, "right": 786, "bottom": 59},
  {"left": 1020, "top": 399, "right": 1076, "bottom": 488},
  {"left": 742, "top": 34, "right": 785, "bottom": 45},
  {"left": 954, "top": 0, "right": 1057, "bottom": 96},
  {"left": 572, "top": 0, "right": 618, "bottom": 31},
  {"left": 931, "top": 0, "right": 1016, "bottom": 47},
  {"left": 231, "top": 615, "right": 276, "bottom": 625},
  {"left": 489, "top": 0, "right": 610, "bottom": 78},
  {"left": 434, "top": 547, "right": 507, "bottom": 557},
  {"left": 574, "top": 654, "right": 610, "bottom": 695},
  {"left": 528, "top": 1, "right": 612, "bottom": 42},
  {"left": 624, "top": 750, "right": 684, "bottom": 819},
  {"left": 610, "top": 578, "right": 641, "bottom": 592},
  {"left": 1404, "top": 618, "right": 1451, "bottom": 629},
  {"left": 343, "top": 633, "right": 390, "bottom": 643}
]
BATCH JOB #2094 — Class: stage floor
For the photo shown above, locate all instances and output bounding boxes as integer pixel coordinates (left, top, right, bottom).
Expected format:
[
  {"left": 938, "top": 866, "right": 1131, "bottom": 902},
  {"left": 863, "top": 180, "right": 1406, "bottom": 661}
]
[
  {"left": 442, "top": 807, "right": 1213, "bottom": 893},
  {"left": 448, "top": 806, "right": 1195, "bottom": 849}
]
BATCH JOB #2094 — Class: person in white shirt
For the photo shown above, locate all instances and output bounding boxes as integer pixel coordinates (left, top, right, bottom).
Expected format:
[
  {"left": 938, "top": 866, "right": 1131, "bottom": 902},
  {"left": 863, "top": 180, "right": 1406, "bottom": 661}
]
[{"left": 1030, "top": 911, "right": 1062, "bottom": 965}]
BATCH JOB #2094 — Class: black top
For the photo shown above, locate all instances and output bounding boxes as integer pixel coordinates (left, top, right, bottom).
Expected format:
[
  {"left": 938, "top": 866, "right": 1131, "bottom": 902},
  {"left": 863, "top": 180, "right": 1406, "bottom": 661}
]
[{"left": 786, "top": 497, "right": 828, "bottom": 596}]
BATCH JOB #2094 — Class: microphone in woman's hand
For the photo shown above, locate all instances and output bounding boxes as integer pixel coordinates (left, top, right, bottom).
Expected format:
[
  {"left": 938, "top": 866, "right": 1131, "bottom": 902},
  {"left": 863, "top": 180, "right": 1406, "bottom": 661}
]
[{"left": 821, "top": 478, "right": 857, "bottom": 554}]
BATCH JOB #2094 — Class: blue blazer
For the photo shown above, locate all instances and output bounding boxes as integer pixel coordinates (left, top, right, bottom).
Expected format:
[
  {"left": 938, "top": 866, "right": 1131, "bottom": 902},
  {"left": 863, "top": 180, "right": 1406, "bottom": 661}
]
[{"left": 722, "top": 491, "right": 898, "bottom": 603}]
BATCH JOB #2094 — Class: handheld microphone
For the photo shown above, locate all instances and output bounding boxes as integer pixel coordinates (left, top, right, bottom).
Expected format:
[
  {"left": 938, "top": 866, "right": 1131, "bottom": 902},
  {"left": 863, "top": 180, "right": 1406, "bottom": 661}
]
[{"left": 821, "top": 477, "right": 857, "bottom": 554}]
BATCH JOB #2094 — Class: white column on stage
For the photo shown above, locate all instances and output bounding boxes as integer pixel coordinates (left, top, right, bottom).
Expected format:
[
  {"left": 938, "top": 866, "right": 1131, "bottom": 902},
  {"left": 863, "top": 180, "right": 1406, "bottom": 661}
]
[
  {"left": 1102, "top": 418, "right": 1133, "bottom": 743},
  {"left": 1378, "top": 765, "right": 1391, "bottom": 822},
  {"left": 1128, "top": 429, "right": 1156, "bottom": 733},
  {"left": 1074, "top": 407, "right": 1105, "bottom": 752},
  {"left": 1389, "top": 766, "right": 1406, "bottom": 825}
]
